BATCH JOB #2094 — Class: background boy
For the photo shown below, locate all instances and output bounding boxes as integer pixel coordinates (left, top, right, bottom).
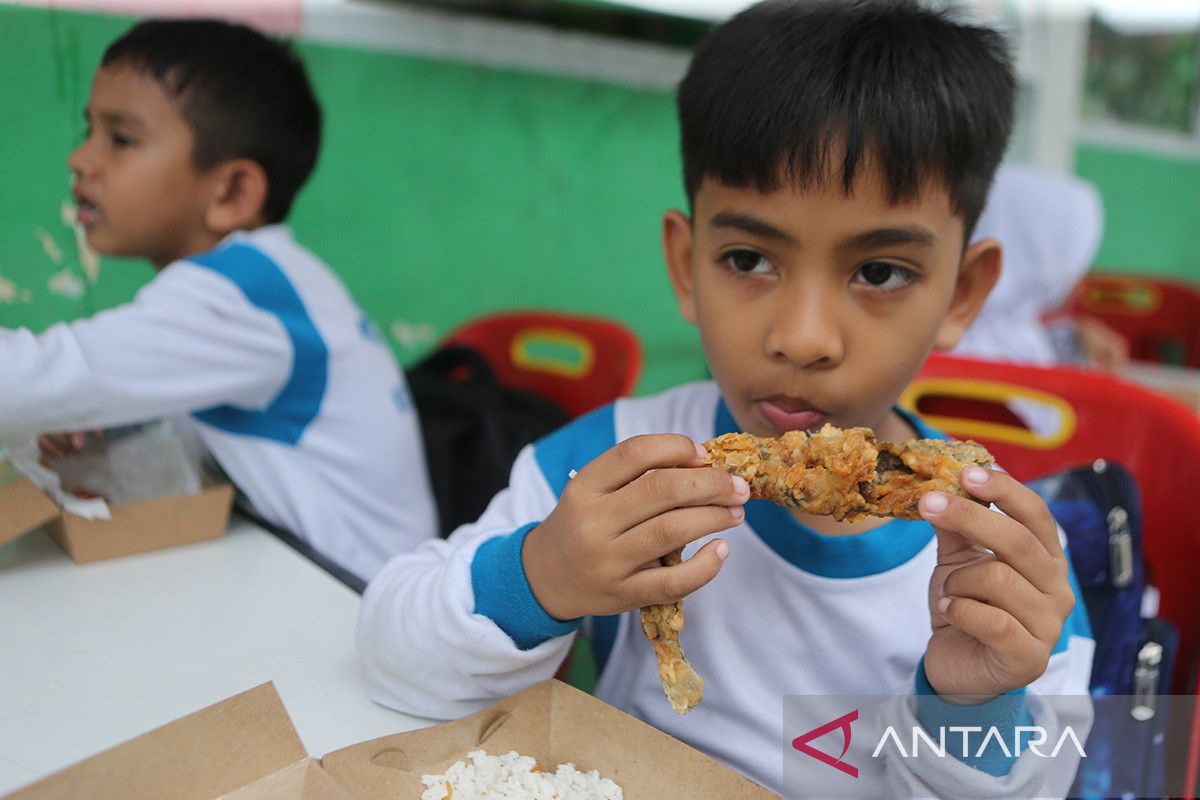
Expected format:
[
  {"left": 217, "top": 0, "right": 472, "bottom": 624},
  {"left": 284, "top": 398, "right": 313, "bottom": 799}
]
[
  {"left": 0, "top": 19, "right": 436, "bottom": 584},
  {"left": 357, "top": 1, "right": 1093, "bottom": 796}
]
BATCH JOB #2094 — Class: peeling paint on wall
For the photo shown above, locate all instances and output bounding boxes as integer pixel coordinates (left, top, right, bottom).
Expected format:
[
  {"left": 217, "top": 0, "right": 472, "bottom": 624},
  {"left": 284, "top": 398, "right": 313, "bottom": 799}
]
[
  {"left": 75, "top": 225, "right": 99, "bottom": 284},
  {"left": 35, "top": 227, "right": 63, "bottom": 264},
  {"left": 390, "top": 319, "right": 436, "bottom": 351},
  {"left": 59, "top": 199, "right": 99, "bottom": 284},
  {"left": 48, "top": 268, "right": 85, "bottom": 299},
  {"left": 0, "top": 272, "right": 33, "bottom": 305}
]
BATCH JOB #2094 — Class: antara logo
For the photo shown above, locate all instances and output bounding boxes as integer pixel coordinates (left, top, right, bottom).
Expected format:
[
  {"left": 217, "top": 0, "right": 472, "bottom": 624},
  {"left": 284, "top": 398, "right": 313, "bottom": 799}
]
[
  {"left": 792, "top": 709, "right": 860, "bottom": 778},
  {"left": 792, "top": 708, "right": 1088, "bottom": 777},
  {"left": 871, "top": 725, "right": 1087, "bottom": 760}
]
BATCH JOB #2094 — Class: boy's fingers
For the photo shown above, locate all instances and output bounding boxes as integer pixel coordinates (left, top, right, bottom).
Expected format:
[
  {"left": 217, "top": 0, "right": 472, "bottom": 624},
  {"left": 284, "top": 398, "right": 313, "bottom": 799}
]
[
  {"left": 625, "top": 539, "right": 729, "bottom": 606},
  {"left": 953, "top": 467, "right": 1062, "bottom": 555},
  {"left": 576, "top": 434, "right": 707, "bottom": 494},
  {"left": 938, "top": 596, "right": 1049, "bottom": 685},
  {"left": 612, "top": 465, "right": 748, "bottom": 530},
  {"left": 921, "top": 492, "right": 1064, "bottom": 594},
  {"left": 622, "top": 504, "right": 744, "bottom": 568},
  {"left": 941, "top": 560, "right": 1062, "bottom": 646}
]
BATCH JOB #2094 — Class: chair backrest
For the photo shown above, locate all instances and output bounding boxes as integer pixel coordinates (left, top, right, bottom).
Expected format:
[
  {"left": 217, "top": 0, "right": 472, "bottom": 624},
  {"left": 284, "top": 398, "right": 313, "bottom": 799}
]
[
  {"left": 441, "top": 310, "right": 643, "bottom": 418},
  {"left": 902, "top": 353, "right": 1200, "bottom": 691},
  {"left": 1066, "top": 273, "right": 1200, "bottom": 367}
]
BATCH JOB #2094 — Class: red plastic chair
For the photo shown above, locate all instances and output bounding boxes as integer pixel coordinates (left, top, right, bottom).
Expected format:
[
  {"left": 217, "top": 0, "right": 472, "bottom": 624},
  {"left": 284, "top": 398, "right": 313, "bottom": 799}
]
[
  {"left": 902, "top": 353, "right": 1200, "bottom": 692},
  {"left": 1065, "top": 273, "right": 1200, "bottom": 367},
  {"left": 442, "top": 310, "right": 643, "bottom": 419}
]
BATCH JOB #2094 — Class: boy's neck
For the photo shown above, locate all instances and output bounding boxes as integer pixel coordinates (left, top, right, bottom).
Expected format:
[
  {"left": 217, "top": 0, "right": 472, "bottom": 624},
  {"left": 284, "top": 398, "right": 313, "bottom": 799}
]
[
  {"left": 792, "top": 508, "right": 889, "bottom": 537},
  {"left": 150, "top": 221, "right": 272, "bottom": 271}
]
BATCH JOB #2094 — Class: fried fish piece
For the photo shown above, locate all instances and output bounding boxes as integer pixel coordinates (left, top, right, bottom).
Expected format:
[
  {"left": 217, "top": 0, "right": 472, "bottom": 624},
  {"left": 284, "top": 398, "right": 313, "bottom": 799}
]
[
  {"left": 639, "top": 544, "right": 704, "bottom": 714},
  {"left": 643, "top": 424, "right": 994, "bottom": 713},
  {"left": 703, "top": 424, "right": 995, "bottom": 521}
]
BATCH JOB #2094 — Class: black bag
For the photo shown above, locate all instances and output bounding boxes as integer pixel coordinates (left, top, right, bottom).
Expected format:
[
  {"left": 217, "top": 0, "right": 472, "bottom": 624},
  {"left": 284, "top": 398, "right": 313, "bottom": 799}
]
[
  {"left": 1029, "top": 459, "right": 1179, "bottom": 800},
  {"left": 406, "top": 345, "right": 570, "bottom": 537}
]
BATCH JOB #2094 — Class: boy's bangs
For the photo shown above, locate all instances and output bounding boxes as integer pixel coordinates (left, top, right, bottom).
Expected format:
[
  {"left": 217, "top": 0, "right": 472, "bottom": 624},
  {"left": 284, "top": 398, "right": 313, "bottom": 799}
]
[
  {"left": 678, "top": 0, "right": 1014, "bottom": 236},
  {"left": 713, "top": 121, "right": 951, "bottom": 210}
]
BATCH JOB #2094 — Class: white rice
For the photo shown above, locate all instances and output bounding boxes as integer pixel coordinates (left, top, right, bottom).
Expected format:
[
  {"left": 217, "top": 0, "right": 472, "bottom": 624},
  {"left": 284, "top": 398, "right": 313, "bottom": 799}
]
[{"left": 419, "top": 749, "right": 623, "bottom": 800}]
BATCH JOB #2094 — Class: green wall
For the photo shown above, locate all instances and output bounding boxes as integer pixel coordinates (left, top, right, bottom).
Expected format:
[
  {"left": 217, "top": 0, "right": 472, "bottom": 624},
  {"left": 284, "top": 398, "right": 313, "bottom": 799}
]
[
  {"left": 0, "top": 4, "right": 707, "bottom": 394},
  {"left": 1076, "top": 144, "right": 1200, "bottom": 281},
  {"left": 2, "top": 4, "right": 1195, "bottom": 400}
]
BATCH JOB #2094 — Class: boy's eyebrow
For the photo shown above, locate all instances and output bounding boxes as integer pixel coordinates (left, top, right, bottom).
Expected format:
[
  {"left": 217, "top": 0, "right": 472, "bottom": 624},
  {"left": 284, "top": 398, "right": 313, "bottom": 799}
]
[
  {"left": 82, "top": 108, "right": 146, "bottom": 129},
  {"left": 840, "top": 226, "right": 937, "bottom": 251},
  {"left": 707, "top": 213, "right": 937, "bottom": 252},
  {"left": 708, "top": 211, "right": 796, "bottom": 244}
]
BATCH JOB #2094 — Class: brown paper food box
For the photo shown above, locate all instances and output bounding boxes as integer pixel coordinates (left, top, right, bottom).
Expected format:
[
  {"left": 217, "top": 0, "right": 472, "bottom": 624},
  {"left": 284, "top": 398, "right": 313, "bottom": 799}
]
[
  {"left": 4, "top": 680, "right": 782, "bottom": 799},
  {"left": 0, "top": 472, "right": 233, "bottom": 564}
]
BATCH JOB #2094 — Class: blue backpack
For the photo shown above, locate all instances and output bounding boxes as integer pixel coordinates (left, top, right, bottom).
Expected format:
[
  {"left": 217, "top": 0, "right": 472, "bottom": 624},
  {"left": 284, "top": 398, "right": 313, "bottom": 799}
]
[{"left": 1030, "top": 459, "right": 1179, "bottom": 800}]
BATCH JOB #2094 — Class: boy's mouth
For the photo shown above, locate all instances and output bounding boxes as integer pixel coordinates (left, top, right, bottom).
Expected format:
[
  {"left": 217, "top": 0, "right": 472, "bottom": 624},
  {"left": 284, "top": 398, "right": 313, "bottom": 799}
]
[
  {"left": 757, "top": 396, "right": 830, "bottom": 433},
  {"left": 73, "top": 193, "right": 101, "bottom": 227}
]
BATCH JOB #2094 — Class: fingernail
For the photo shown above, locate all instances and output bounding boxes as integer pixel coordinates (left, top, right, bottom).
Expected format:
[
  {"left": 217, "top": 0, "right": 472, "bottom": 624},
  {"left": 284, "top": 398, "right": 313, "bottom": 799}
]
[
  {"left": 964, "top": 466, "right": 989, "bottom": 486},
  {"left": 715, "top": 540, "right": 730, "bottom": 560},
  {"left": 695, "top": 443, "right": 708, "bottom": 461},
  {"left": 937, "top": 597, "right": 951, "bottom": 617},
  {"left": 937, "top": 579, "right": 946, "bottom": 598},
  {"left": 923, "top": 492, "right": 948, "bottom": 514},
  {"left": 729, "top": 505, "right": 745, "bottom": 522},
  {"left": 732, "top": 476, "right": 750, "bottom": 496}
]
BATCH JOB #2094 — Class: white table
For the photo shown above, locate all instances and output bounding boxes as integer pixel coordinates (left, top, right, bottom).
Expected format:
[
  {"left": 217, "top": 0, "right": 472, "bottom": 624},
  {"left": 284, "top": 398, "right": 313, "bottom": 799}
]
[{"left": 0, "top": 518, "right": 434, "bottom": 795}]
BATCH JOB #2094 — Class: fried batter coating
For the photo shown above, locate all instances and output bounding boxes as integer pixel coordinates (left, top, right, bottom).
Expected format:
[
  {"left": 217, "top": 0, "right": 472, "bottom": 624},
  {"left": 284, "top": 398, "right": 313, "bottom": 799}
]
[
  {"left": 704, "top": 424, "right": 994, "bottom": 521},
  {"left": 640, "top": 544, "right": 704, "bottom": 714},
  {"left": 641, "top": 424, "right": 994, "bottom": 713}
]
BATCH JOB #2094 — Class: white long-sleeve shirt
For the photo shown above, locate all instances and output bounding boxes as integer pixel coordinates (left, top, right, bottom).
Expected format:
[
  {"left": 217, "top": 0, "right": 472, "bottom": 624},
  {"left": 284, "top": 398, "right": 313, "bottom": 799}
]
[
  {"left": 0, "top": 225, "right": 436, "bottom": 582},
  {"left": 358, "top": 381, "right": 1094, "bottom": 798}
]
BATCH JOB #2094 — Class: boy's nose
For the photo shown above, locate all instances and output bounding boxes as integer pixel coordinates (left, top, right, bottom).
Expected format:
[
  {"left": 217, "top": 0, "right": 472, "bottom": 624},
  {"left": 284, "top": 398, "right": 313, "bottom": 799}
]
[
  {"left": 763, "top": 282, "right": 846, "bottom": 369},
  {"left": 68, "top": 140, "right": 95, "bottom": 179}
]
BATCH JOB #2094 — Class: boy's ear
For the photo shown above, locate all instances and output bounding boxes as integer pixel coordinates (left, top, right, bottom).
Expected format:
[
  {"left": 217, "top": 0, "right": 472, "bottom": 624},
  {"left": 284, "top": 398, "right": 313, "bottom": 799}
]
[
  {"left": 932, "top": 237, "right": 1002, "bottom": 351},
  {"left": 663, "top": 209, "right": 698, "bottom": 325},
  {"left": 204, "top": 159, "right": 269, "bottom": 234}
]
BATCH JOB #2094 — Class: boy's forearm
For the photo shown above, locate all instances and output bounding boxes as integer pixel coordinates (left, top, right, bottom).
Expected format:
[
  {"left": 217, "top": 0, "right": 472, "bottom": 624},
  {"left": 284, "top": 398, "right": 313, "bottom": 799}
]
[
  {"left": 0, "top": 324, "right": 107, "bottom": 436},
  {"left": 884, "top": 635, "right": 1094, "bottom": 798},
  {"left": 0, "top": 268, "right": 290, "bottom": 436},
  {"left": 357, "top": 533, "right": 575, "bottom": 719},
  {"left": 357, "top": 449, "right": 575, "bottom": 719}
]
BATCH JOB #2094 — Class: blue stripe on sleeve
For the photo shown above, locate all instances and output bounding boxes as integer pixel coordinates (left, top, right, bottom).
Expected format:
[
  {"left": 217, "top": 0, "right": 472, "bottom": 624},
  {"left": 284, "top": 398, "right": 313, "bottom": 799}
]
[
  {"left": 914, "top": 658, "right": 1033, "bottom": 776},
  {"left": 471, "top": 523, "right": 581, "bottom": 650},
  {"left": 188, "top": 242, "right": 328, "bottom": 445}
]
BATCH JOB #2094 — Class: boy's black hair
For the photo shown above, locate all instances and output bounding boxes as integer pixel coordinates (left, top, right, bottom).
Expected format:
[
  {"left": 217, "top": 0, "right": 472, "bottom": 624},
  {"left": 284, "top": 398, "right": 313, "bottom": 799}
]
[
  {"left": 677, "top": 0, "right": 1015, "bottom": 238},
  {"left": 101, "top": 19, "right": 321, "bottom": 224}
]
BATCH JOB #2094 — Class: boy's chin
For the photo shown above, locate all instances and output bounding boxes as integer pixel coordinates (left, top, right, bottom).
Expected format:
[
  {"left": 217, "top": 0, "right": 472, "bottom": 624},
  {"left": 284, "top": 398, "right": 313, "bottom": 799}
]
[
  {"left": 83, "top": 237, "right": 157, "bottom": 265},
  {"left": 77, "top": 229, "right": 115, "bottom": 254}
]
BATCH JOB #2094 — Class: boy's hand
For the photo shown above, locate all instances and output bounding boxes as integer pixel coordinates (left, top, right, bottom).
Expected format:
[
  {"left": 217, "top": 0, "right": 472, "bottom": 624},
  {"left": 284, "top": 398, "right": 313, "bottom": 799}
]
[
  {"left": 523, "top": 434, "right": 750, "bottom": 621},
  {"left": 919, "top": 466, "right": 1075, "bottom": 700}
]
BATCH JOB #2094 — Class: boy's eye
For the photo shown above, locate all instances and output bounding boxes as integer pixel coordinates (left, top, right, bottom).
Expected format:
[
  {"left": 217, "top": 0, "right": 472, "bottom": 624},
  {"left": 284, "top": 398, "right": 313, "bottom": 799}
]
[
  {"left": 111, "top": 132, "right": 133, "bottom": 148},
  {"left": 853, "top": 261, "right": 916, "bottom": 291},
  {"left": 722, "top": 249, "right": 773, "bottom": 275}
]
